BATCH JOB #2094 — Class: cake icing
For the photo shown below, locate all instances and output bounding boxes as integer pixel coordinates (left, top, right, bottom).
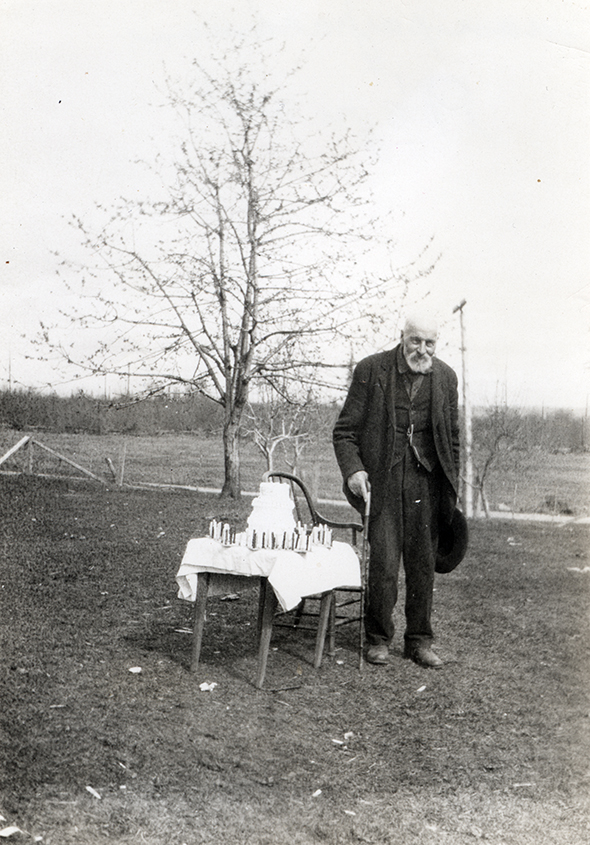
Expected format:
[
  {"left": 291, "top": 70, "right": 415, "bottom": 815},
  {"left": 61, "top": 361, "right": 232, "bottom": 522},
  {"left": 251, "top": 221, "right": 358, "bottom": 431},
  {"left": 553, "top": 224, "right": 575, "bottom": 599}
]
[{"left": 247, "top": 481, "right": 296, "bottom": 535}]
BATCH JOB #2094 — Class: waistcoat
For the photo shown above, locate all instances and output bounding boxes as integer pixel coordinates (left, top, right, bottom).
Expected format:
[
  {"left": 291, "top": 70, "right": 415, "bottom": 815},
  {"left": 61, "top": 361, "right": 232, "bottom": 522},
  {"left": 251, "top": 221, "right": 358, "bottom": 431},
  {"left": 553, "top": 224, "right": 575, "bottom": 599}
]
[{"left": 391, "top": 373, "right": 438, "bottom": 471}]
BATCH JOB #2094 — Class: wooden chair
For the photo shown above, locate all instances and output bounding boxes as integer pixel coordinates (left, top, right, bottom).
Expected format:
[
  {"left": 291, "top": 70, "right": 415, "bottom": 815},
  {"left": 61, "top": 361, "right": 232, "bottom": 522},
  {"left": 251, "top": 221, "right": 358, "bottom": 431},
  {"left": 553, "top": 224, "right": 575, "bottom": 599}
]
[{"left": 261, "top": 471, "right": 369, "bottom": 677}]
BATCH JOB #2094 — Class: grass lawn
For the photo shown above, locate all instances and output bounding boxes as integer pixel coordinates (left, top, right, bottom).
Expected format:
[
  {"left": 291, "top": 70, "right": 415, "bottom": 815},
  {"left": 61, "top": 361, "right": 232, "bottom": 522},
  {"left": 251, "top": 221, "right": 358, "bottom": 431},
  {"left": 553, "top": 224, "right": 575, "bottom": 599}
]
[{"left": 0, "top": 474, "right": 589, "bottom": 844}]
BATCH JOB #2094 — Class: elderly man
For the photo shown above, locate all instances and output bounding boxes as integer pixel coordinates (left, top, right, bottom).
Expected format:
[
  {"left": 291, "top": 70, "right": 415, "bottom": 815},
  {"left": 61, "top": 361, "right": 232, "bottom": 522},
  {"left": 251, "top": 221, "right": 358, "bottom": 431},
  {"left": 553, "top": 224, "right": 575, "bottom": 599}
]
[{"left": 333, "top": 311, "right": 460, "bottom": 667}]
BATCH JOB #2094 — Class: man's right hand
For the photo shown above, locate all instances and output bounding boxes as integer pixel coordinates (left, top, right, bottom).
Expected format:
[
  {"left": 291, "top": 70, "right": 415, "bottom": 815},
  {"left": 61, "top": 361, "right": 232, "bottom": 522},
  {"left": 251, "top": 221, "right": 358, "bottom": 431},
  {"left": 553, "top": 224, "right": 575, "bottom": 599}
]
[{"left": 347, "top": 470, "right": 371, "bottom": 503}]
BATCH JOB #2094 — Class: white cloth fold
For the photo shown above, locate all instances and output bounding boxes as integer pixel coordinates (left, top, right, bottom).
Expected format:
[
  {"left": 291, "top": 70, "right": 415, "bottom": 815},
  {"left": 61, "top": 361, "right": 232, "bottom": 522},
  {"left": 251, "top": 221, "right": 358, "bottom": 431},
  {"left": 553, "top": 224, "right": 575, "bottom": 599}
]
[{"left": 175, "top": 538, "right": 360, "bottom": 612}]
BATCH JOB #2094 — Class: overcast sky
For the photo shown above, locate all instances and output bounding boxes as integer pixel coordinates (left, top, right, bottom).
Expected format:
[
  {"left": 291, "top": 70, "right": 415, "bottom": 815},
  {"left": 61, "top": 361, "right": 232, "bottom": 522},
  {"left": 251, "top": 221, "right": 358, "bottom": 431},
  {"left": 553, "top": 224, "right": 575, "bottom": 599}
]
[{"left": 1, "top": 0, "right": 589, "bottom": 409}]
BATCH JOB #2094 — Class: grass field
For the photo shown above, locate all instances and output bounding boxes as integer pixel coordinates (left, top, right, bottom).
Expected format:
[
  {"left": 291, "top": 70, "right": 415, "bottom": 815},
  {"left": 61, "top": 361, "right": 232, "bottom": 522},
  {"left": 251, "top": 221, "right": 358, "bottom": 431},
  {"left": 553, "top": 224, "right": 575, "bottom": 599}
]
[
  {"left": 0, "top": 472, "right": 589, "bottom": 844},
  {"left": 0, "top": 429, "right": 588, "bottom": 516}
]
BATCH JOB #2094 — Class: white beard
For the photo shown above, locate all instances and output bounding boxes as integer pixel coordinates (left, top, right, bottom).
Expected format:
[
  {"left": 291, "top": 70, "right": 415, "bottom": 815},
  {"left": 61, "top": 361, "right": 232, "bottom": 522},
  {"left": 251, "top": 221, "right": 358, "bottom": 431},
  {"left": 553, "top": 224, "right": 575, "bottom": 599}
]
[{"left": 406, "top": 353, "right": 433, "bottom": 374}]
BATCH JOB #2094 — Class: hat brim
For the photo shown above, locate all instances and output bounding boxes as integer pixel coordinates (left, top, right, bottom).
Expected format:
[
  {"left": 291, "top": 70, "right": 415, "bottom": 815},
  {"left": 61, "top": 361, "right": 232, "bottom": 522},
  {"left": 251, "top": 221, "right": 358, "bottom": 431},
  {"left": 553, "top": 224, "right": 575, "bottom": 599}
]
[{"left": 436, "top": 508, "right": 469, "bottom": 574}]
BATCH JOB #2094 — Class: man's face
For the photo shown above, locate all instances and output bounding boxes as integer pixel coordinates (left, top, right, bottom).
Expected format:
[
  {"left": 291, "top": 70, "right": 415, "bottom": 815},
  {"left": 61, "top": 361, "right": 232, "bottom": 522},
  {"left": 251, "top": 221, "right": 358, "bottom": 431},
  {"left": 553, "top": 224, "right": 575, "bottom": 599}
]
[{"left": 401, "top": 321, "right": 438, "bottom": 373}]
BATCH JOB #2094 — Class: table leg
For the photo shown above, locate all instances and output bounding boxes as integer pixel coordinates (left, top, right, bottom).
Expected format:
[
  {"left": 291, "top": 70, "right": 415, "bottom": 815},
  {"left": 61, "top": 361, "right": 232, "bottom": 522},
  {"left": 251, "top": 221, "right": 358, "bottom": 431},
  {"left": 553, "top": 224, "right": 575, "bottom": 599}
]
[
  {"left": 256, "top": 576, "right": 266, "bottom": 639},
  {"left": 191, "top": 572, "right": 210, "bottom": 673},
  {"left": 256, "top": 578, "right": 277, "bottom": 689}
]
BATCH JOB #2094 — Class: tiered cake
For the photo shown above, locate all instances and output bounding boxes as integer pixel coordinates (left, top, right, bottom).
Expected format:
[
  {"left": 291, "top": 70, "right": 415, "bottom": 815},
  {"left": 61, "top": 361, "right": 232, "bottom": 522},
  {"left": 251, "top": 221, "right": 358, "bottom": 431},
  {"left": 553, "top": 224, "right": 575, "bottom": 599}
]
[
  {"left": 209, "top": 481, "right": 332, "bottom": 551},
  {"left": 247, "top": 481, "right": 296, "bottom": 537}
]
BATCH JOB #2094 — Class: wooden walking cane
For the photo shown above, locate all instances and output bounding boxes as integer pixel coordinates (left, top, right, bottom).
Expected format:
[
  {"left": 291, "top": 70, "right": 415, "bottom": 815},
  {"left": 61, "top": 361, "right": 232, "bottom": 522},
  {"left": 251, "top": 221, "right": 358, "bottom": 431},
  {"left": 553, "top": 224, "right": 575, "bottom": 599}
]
[{"left": 358, "top": 491, "right": 370, "bottom": 671}]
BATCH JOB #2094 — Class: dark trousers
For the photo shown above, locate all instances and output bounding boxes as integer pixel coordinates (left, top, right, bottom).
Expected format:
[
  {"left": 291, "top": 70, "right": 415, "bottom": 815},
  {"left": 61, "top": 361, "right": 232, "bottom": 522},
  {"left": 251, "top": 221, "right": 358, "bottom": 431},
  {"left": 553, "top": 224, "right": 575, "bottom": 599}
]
[{"left": 366, "top": 448, "right": 442, "bottom": 647}]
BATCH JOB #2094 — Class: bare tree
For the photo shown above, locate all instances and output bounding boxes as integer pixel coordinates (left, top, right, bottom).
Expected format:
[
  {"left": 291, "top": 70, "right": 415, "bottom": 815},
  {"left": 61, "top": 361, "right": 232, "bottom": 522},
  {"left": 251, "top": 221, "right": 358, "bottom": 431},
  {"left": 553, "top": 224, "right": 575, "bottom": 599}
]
[
  {"left": 284, "top": 427, "right": 312, "bottom": 479},
  {"left": 45, "top": 37, "right": 434, "bottom": 497},
  {"left": 471, "top": 403, "right": 524, "bottom": 516},
  {"left": 245, "top": 390, "right": 312, "bottom": 474}
]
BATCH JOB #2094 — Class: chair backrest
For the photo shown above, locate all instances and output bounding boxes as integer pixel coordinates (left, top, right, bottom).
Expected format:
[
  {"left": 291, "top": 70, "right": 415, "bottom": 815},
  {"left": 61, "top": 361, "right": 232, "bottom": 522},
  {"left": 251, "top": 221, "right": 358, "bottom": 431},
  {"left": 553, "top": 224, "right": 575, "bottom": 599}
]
[{"left": 263, "top": 471, "right": 363, "bottom": 544}]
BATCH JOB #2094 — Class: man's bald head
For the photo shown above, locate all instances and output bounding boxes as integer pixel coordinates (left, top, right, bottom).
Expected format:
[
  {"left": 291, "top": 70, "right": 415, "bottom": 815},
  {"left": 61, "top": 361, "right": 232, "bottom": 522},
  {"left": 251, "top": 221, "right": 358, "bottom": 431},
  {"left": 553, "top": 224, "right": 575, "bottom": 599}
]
[
  {"left": 403, "top": 309, "right": 439, "bottom": 339},
  {"left": 401, "top": 310, "right": 439, "bottom": 373}
]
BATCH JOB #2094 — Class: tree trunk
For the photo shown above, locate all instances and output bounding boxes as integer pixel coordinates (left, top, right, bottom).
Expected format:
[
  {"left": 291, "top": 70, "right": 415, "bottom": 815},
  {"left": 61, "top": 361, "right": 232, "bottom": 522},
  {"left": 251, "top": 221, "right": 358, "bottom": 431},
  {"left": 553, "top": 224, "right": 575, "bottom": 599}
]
[
  {"left": 475, "top": 485, "right": 490, "bottom": 518},
  {"left": 221, "top": 418, "right": 242, "bottom": 498}
]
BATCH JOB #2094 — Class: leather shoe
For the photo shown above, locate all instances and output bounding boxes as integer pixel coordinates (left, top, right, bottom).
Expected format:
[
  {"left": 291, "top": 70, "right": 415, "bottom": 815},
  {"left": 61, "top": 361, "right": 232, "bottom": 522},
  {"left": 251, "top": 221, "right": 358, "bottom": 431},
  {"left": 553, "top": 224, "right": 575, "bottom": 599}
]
[
  {"left": 404, "top": 644, "right": 443, "bottom": 669},
  {"left": 366, "top": 644, "right": 389, "bottom": 664}
]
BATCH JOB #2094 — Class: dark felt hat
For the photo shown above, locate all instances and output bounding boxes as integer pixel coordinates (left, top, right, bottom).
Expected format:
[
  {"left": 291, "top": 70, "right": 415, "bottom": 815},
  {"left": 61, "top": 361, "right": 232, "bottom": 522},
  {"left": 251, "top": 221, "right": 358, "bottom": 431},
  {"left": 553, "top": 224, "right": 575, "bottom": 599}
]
[{"left": 435, "top": 508, "right": 469, "bottom": 573}]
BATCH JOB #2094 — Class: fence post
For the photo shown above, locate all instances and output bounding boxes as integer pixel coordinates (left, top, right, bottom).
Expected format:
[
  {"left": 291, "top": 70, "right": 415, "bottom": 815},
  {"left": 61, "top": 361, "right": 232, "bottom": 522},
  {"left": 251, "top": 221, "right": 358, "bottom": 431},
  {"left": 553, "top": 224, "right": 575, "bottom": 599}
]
[{"left": 119, "top": 441, "right": 127, "bottom": 487}]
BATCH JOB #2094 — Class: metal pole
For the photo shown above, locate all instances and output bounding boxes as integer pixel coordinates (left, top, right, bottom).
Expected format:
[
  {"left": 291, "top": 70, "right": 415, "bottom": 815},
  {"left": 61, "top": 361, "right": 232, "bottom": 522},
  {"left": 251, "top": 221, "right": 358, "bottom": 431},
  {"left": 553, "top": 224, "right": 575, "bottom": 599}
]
[{"left": 453, "top": 300, "right": 473, "bottom": 517}]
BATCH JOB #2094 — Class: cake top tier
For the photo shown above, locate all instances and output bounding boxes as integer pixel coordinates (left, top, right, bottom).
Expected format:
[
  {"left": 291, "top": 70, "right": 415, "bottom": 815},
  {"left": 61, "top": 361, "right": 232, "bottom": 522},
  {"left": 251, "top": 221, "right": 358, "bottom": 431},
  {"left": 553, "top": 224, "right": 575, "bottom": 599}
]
[
  {"left": 247, "top": 480, "right": 296, "bottom": 532},
  {"left": 257, "top": 481, "right": 293, "bottom": 499}
]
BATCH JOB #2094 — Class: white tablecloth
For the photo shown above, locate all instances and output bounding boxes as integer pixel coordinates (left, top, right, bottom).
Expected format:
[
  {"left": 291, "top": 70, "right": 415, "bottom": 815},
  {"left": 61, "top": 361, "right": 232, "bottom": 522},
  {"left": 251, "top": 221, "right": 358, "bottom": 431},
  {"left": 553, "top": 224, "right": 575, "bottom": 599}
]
[{"left": 176, "top": 538, "right": 361, "bottom": 612}]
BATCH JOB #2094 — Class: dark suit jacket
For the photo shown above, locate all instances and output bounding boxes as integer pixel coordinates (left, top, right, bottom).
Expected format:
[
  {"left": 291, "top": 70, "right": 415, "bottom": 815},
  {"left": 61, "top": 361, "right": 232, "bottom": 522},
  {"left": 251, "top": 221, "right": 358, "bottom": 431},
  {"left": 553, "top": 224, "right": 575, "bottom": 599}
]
[{"left": 333, "top": 345, "right": 460, "bottom": 518}]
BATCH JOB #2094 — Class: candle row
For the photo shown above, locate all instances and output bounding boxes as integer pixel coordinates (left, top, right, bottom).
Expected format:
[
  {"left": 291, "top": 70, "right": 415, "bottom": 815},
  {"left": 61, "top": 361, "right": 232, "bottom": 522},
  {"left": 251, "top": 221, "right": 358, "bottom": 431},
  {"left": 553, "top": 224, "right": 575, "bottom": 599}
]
[{"left": 208, "top": 519, "right": 333, "bottom": 551}]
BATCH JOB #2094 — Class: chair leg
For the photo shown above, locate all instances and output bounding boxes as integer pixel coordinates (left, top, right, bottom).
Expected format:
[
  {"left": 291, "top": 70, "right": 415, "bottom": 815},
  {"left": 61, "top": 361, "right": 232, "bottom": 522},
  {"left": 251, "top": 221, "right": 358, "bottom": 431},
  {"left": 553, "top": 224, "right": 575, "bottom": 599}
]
[
  {"left": 191, "top": 572, "right": 210, "bottom": 672},
  {"left": 256, "top": 578, "right": 278, "bottom": 689},
  {"left": 327, "top": 591, "right": 336, "bottom": 657},
  {"left": 313, "top": 592, "right": 333, "bottom": 668}
]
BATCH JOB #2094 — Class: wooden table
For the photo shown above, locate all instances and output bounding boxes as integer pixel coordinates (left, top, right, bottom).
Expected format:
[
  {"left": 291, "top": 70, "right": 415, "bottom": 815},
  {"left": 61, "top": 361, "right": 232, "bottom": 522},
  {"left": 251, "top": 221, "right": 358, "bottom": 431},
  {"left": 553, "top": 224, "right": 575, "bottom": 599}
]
[{"left": 176, "top": 539, "right": 360, "bottom": 688}]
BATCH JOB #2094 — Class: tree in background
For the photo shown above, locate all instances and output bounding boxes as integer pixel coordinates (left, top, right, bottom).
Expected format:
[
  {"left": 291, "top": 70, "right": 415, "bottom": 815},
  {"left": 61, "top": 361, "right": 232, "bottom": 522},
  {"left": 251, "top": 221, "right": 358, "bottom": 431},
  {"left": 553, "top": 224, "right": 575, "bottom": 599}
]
[
  {"left": 45, "top": 34, "right": 434, "bottom": 496},
  {"left": 244, "top": 381, "right": 335, "bottom": 481},
  {"left": 245, "top": 392, "right": 312, "bottom": 475},
  {"left": 471, "top": 403, "right": 524, "bottom": 516}
]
